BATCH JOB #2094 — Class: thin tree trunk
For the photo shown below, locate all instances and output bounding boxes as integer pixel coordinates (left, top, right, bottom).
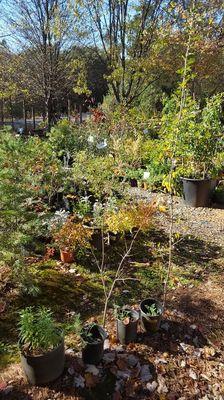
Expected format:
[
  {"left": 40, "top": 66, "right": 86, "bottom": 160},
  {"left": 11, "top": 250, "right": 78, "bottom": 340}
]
[
  {"left": 79, "top": 104, "right": 83, "bottom": 124},
  {"left": 1, "top": 98, "right": 4, "bottom": 125},
  {"left": 23, "top": 99, "right": 27, "bottom": 133},
  {"left": 67, "top": 98, "right": 71, "bottom": 121},
  {"left": 10, "top": 97, "right": 14, "bottom": 129},
  {"left": 46, "top": 95, "right": 54, "bottom": 131},
  {"left": 32, "top": 106, "right": 36, "bottom": 130}
]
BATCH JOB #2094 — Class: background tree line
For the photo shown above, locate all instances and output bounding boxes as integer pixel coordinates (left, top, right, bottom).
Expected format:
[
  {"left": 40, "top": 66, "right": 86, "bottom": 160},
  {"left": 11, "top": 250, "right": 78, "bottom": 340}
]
[{"left": 0, "top": 0, "right": 223, "bottom": 128}]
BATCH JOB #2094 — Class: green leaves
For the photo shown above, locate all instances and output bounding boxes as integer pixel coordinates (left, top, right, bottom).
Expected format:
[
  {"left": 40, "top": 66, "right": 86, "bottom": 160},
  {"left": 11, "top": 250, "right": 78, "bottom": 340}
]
[
  {"left": 18, "top": 307, "right": 62, "bottom": 354},
  {"left": 160, "top": 91, "right": 224, "bottom": 179}
]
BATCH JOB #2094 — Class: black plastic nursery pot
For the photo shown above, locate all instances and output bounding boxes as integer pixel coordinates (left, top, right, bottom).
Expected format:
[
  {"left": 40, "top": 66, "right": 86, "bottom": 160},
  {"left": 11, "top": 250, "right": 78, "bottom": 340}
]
[
  {"left": 182, "top": 177, "right": 217, "bottom": 207},
  {"left": 212, "top": 181, "right": 224, "bottom": 204},
  {"left": 116, "top": 309, "right": 139, "bottom": 345},
  {"left": 20, "top": 340, "right": 65, "bottom": 385},
  {"left": 140, "top": 298, "right": 163, "bottom": 333},
  {"left": 82, "top": 324, "right": 107, "bottom": 365},
  {"left": 130, "top": 178, "right": 138, "bottom": 187}
]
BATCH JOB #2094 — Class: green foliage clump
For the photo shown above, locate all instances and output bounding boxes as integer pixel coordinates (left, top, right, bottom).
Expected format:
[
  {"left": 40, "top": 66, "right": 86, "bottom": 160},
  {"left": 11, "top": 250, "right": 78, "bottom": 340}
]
[
  {"left": 144, "top": 303, "right": 159, "bottom": 316},
  {"left": 160, "top": 92, "right": 224, "bottom": 180},
  {"left": 18, "top": 306, "right": 62, "bottom": 354},
  {"left": 73, "top": 150, "right": 127, "bottom": 200},
  {"left": 48, "top": 119, "right": 85, "bottom": 158}
]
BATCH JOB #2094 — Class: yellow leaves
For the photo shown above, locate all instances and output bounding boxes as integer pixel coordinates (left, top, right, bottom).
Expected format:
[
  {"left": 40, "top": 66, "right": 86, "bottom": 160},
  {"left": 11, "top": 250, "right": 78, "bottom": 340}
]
[
  {"left": 104, "top": 201, "right": 156, "bottom": 234},
  {"left": 158, "top": 205, "right": 167, "bottom": 214},
  {"left": 71, "top": 57, "right": 92, "bottom": 96}
]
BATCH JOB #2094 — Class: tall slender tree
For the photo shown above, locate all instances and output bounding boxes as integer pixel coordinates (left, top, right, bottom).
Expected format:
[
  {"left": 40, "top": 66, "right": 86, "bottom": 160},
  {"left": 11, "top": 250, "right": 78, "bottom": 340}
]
[
  {"left": 84, "top": 0, "right": 167, "bottom": 105},
  {"left": 6, "top": 0, "right": 75, "bottom": 128}
]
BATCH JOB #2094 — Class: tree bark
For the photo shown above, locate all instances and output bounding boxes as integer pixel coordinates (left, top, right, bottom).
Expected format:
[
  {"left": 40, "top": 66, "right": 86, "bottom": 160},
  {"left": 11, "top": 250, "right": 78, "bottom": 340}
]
[
  {"left": 67, "top": 98, "right": 71, "bottom": 121},
  {"left": 0, "top": 98, "right": 4, "bottom": 125},
  {"left": 10, "top": 97, "right": 14, "bottom": 129},
  {"left": 22, "top": 99, "right": 27, "bottom": 133},
  {"left": 32, "top": 106, "right": 36, "bottom": 129}
]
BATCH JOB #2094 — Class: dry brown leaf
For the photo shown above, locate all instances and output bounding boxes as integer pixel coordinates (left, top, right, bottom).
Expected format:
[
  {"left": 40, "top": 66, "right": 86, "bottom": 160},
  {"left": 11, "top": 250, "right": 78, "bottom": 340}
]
[
  {"left": 110, "top": 366, "right": 118, "bottom": 375},
  {"left": 117, "top": 358, "right": 128, "bottom": 370},
  {"left": 125, "top": 379, "right": 139, "bottom": 397},
  {"left": 110, "top": 334, "right": 117, "bottom": 344},
  {"left": 84, "top": 373, "right": 98, "bottom": 388},
  {"left": 131, "top": 362, "right": 141, "bottom": 378}
]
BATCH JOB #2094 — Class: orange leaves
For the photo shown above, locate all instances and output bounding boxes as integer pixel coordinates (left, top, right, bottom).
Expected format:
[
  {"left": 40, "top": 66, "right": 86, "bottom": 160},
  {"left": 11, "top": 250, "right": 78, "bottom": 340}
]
[{"left": 52, "top": 217, "right": 92, "bottom": 252}]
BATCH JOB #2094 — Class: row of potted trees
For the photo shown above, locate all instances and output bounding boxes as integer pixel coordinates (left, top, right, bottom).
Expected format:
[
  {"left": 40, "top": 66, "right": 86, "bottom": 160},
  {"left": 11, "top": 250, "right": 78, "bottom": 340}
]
[{"left": 18, "top": 298, "right": 163, "bottom": 385}]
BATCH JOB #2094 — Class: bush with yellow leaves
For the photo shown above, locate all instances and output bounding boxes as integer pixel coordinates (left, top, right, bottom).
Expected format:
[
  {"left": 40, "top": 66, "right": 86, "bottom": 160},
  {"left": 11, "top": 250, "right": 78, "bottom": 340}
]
[{"left": 104, "top": 201, "right": 156, "bottom": 234}]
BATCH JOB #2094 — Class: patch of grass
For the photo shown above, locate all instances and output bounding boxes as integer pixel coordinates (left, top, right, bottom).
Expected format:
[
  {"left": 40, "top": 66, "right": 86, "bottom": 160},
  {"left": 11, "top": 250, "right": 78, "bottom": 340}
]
[{"left": 0, "top": 342, "right": 19, "bottom": 370}]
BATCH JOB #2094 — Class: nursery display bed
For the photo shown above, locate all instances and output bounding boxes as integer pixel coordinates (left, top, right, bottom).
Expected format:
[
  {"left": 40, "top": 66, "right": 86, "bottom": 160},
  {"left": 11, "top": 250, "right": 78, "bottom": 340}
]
[{"left": 1, "top": 191, "right": 223, "bottom": 399}]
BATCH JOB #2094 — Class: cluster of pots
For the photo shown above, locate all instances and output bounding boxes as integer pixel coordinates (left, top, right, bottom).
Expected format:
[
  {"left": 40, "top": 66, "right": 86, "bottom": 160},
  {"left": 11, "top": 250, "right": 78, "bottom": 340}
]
[{"left": 20, "top": 298, "right": 163, "bottom": 386}]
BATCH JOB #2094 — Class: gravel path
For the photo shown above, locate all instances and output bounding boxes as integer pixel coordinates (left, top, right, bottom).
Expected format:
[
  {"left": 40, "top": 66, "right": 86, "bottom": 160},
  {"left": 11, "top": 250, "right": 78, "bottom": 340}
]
[{"left": 130, "top": 188, "right": 224, "bottom": 247}]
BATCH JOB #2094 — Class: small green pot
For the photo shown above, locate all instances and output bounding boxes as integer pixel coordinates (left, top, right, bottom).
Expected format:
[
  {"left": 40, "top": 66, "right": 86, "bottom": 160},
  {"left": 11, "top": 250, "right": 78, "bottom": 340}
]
[{"left": 140, "top": 298, "right": 163, "bottom": 333}]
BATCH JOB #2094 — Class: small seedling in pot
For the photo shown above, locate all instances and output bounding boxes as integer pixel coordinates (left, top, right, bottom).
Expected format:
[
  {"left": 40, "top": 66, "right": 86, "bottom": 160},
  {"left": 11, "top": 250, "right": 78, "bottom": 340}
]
[
  {"left": 115, "top": 306, "right": 139, "bottom": 344},
  {"left": 81, "top": 323, "right": 103, "bottom": 344},
  {"left": 114, "top": 306, "right": 133, "bottom": 325},
  {"left": 67, "top": 315, "right": 105, "bottom": 344},
  {"left": 144, "top": 303, "right": 159, "bottom": 317}
]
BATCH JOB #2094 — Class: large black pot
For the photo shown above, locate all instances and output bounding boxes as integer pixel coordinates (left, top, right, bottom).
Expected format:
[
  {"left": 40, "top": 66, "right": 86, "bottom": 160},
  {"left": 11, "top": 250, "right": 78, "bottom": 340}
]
[
  {"left": 116, "top": 309, "right": 139, "bottom": 345},
  {"left": 82, "top": 324, "right": 107, "bottom": 365},
  {"left": 182, "top": 177, "right": 217, "bottom": 207},
  {"left": 20, "top": 340, "right": 65, "bottom": 385},
  {"left": 140, "top": 298, "right": 163, "bottom": 333}
]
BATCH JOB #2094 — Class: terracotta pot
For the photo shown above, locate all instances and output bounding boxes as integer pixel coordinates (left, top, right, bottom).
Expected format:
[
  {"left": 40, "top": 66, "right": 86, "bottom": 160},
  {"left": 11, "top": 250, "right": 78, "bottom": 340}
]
[{"left": 60, "top": 249, "right": 74, "bottom": 263}]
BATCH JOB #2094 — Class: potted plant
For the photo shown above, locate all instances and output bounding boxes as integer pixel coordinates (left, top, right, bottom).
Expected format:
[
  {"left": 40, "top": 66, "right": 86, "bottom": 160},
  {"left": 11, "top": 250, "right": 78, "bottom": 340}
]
[
  {"left": 115, "top": 306, "right": 139, "bottom": 345},
  {"left": 125, "top": 168, "right": 144, "bottom": 188},
  {"left": 140, "top": 298, "right": 163, "bottom": 333},
  {"left": 18, "top": 306, "right": 65, "bottom": 385},
  {"left": 71, "top": 315, "right": 107, "bottom": 364},
  {"left": 213, "top": 181, "right": 224, "bottom": 204},
  {"left": 81, "top": 323, "right": 108, "bottom": 364},
  {"left": 52, "top": 216, "right": 92, "bottom": 263},
  {"left": 162, "top": 93, "right": 224, "bottom": 207}
]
